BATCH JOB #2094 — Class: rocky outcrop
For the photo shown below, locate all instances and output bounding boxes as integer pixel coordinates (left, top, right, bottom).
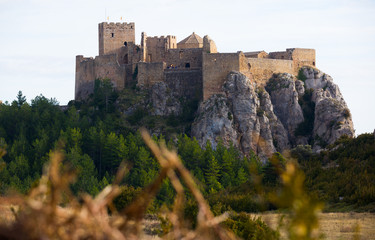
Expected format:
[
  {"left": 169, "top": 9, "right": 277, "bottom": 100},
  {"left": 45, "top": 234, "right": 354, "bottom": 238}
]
[
  {"left": 265, "top": 73, "right": 305, "bottom": 145},
  {"left": 301, "top": 67, "right": 355, "bottom": 151},
  {"left": 258, "top": 89, "right": 290, "bottom": 152},
  {"left": 193, "top": 72, "right": 285, "bottom": 161},
  {"left": 192, "top": 67, "right": 354, "bottom": 159},
  {"left": 150, "top": 82, "right": 181, "bottom": 116},
  {"left": 191, "top": 95, "right": 238, "bottom": 149}
]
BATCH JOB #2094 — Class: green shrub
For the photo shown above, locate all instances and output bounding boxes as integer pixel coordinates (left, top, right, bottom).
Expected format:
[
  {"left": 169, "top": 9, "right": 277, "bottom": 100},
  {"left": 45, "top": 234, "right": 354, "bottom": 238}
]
[
  {"left": 295, "top": 89, "right": 315, "bottom": 140},
  {"left": 113, "top": 185, "right": 142, "bottom": 211},
  {"left": 343, "top": 108, "right": 351, "bottom": 119},
  {"left": 297, "top": 68, "right": 307, "bottom": 82},
  {"left": 224, "top": 212, "right": 280, "bottom": 240}
]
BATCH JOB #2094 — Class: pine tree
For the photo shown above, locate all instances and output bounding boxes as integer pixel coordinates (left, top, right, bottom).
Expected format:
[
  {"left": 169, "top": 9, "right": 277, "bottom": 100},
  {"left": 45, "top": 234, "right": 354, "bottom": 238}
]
[
  {"left": 205, "top": 156, "right": 222, "bottom": 192},
  {"left": 16, "top": 91, "right": 26, "bottom": 107}
]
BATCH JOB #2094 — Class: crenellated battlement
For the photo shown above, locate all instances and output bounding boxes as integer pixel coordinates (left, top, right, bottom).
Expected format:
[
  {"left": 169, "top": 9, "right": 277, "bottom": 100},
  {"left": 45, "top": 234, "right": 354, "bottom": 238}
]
[{"left": 99, "top": 22, "right": 135, "bottom": 28}]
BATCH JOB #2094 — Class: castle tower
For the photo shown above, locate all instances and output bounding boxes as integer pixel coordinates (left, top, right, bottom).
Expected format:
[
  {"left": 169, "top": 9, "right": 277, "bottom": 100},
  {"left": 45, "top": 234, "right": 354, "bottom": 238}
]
[
  {"left": 203, "top": 35, "right": 217, "bottom": 53},
  {"left": 98, "top": 22, "right": 135, "bottom": 56}
]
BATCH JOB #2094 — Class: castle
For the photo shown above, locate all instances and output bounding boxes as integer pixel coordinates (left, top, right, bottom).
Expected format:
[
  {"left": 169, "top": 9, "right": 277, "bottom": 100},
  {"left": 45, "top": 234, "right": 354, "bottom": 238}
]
[{"left": 75, "top": 22, "right": 316, "bottom": 101}]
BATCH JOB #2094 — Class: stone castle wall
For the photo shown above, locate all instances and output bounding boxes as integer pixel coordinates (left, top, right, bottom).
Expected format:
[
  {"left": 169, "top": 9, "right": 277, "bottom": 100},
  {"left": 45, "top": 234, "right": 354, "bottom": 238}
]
[
  {"left": 137, "top": 62, "right": 166, "bottom": 87},
  {"left": 164, "top": 69, "right": 202, "bottom": 100},
  {"left": 75, "top": 54, "right": 126, "bottom": 100},
  {"left": 76, "top": 22, "right": 317, "bottom": 103},
  {"left": 116, "top": 42, "right": 142, "bottom": 65},
  {"left": 202, "top": 52, "right": 241, "bottom": 100},
  {"left": 268, "top": 51, "right": 290, "bottom": 60},
  {"left": 75, "top": 56, "right": 95, "bottom": 100},
  {"left": 289, "top": 48, "right": 316, "bottom": 72},
  {"left": 247, "top": 58, "right": 294, "bottom": 85},
  {"left": 145, "top": 36, "right": 177, "bottom": 62},
  {"left": 166, "top": 48, "right": 203, "bottom": 69},
  {"left": 99, "top": 22, "right": 135, "bottom": 56}
]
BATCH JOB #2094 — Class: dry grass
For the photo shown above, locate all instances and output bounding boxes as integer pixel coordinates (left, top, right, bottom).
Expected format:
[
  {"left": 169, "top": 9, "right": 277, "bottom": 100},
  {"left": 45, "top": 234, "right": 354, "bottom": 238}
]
[
  {"left": 0, "top": 197, "right": 21, "bottom": 226},
  {"left": 252, "top": 212, "right": 375, "bottom": 240}
]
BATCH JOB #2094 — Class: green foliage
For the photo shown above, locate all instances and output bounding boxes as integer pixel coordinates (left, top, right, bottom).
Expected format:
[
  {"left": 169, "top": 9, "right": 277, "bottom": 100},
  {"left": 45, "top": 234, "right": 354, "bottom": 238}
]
[
  {"left": 113, "top": 185, "right": 142, "bottom": 211},
  {"left": 16, "top": 91, "right": 26, "bottom": 107},
  {"left": 297, "top": 68, "right": 307, "bottom": 82},
  {"left": 1, "top": 86, "right": 373, "bottom": 227},
  {"left": 256, "top": 108, "right": 264, "bottom": 117},
  {"left": 298, "top": 133, "right": 375, "bottom": 211},
  {"left": 93, "top": 78, "right": 119, "bottom": 114},
  {"left": 295, "top": 88, "right": 315, "bottom": 140},
  {"left": 127, "top": 107, "right": 146, "bottom": 125},
  {"left": 227, "top": 111, "right": 233, "bottom": 120},
  {"left": 132, "top": 65, "right": 138, "bottom": 80},
  {"left": 343, "top": 108, "right": 351, "bottom": 119},
  {"left": 272, "top": 162, "right": 323, "bottom": 240},
  {"left": 224, "top": 212, "right": 280, "bottom": 240},
  {"left": 262, "top": 153, "right": 285, "bottom": 186}
]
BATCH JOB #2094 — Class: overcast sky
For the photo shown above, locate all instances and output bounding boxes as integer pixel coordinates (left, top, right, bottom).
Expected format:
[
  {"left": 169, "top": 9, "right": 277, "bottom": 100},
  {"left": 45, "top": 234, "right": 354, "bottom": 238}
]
[{"left": 0, "top": 0, "right": 374, "bottom": 134}]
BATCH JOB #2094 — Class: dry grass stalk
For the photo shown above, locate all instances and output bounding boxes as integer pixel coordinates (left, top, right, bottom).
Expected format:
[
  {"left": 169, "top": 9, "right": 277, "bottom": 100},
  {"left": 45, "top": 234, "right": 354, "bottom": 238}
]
[{"left": 0, "top": 130, "right": 238, "bottom": 240}]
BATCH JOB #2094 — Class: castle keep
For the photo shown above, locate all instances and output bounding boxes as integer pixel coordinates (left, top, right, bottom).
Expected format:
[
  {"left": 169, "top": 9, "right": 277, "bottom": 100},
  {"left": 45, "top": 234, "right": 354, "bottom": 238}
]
[{"left": 75, "top": 22, "right": 316, "bottom": 101}]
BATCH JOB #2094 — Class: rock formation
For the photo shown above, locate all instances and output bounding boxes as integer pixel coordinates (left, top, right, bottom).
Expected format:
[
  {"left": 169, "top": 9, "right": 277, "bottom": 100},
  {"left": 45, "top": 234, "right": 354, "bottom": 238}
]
[
  {"left": 191, "top": 67, "right": 355, "bottom": 160},
  {"left": 150, "top": 82, "right": 181, "bottom": 116},
  {"left": 301, "top": 67, "right": 355, "bottom": 151}
]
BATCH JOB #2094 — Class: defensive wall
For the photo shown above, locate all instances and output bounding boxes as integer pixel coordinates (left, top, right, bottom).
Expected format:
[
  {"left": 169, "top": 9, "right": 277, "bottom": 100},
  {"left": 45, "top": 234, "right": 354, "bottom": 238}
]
[
  {"left": 244, "top": 51, "right": 268, "bottom": 59},
  {"left": 288, "top": 48, "right": 316, "bottom": 72},
  {"left": 202, "top": 52, "right": 242, "bottom": 100},
  {"left": 116, "top": 41, "right": 142, "bottom": 65},
  {"left": 166, "top": 48, "right": 203, "bottom": 69},
  {"left": 145, "top": 35, "right": 177, "bottom": 63},
  {"left": 164, "top": 69, "right": 202, "bottom": 100},
  {"left": 75, "top": 54, "right": 126, "bottom": 100},
  {"left": 268, "top": 48, "right": 316, "bottom": 72},
  {"left": 247, "top": 58, "right": 294, "bottom": 85},
  {"left": 137, "top": 62, "right": 166, "bottom": 87}
]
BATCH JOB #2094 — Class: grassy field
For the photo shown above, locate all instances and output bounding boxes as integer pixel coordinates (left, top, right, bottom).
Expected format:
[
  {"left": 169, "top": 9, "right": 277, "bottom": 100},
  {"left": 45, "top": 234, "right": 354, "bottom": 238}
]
[
  {"left": 1, "top": 197, "right": 374, "bottom": 239},
  {"left": 253, "top": 212, "right": 375, "bottom": 240}
]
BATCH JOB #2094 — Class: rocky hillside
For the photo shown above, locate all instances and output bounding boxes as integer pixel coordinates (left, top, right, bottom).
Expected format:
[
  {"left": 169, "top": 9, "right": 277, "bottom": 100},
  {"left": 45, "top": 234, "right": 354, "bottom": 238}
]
[{"left": 191, "top": 67, "right": 354, "bottom": 160}]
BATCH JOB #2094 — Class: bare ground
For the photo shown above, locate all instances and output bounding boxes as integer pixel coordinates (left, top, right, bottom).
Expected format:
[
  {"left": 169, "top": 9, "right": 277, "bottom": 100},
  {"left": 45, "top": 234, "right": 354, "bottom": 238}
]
[{"left": 252, "top": 212, "right": 375, "bottom": 240}]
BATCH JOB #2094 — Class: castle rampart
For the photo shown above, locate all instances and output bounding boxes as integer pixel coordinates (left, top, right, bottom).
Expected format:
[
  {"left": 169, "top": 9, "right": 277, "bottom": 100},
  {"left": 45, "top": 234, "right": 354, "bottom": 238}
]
[
  {"left": 75, "top": 54, "right": 126, "bottom": 100},
  {"left": 143, "top": 35, "right": 177, "bottom": 63},
  {"left": 166, "top": 48, "right": 203, "bottom": 69},
  {"left": 202, "top": 52, "right": 242, "bottom": 100},
  {"left": 247, "top": 58, "right": 294, "bottom": 85},
  {"left": 75, "top": 22, "right": 316, "bottom": 104},
  {"left": 164, "top": 69, "right": 203, "bottom": 100},
  {"left": 137, "top": 62, "right": 166, "bottom": 87}
]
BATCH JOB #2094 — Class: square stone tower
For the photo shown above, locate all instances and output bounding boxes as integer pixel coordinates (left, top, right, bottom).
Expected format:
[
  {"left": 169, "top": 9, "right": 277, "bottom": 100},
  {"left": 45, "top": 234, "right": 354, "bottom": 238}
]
[{"left": 98, "top": 22, "right": 135, "bottom": 56}]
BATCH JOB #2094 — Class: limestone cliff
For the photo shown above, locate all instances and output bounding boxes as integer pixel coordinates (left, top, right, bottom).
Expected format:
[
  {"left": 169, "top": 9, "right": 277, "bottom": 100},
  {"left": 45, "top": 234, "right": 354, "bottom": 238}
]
[
  {"left": 301, "top": 67, "right": 355, "bottom": 151},
  {"left": 150, "top": 82, "right": 181, "bottom": 116},
  {"left": 191, "top": 67, "right": 354, "bottom": 160}
]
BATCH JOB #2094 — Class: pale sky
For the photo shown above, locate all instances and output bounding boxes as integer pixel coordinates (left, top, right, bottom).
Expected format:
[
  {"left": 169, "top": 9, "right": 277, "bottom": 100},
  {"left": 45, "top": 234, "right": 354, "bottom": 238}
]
[{"left": 0, "top": 0, "right": 374, "bottom": 134}]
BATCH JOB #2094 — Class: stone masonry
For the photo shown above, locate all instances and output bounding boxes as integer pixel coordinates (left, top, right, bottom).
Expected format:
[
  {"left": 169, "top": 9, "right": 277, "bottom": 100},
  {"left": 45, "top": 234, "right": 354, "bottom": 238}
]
[{"left": 75, "top": 22, "right": 316, "bottom": 101}]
